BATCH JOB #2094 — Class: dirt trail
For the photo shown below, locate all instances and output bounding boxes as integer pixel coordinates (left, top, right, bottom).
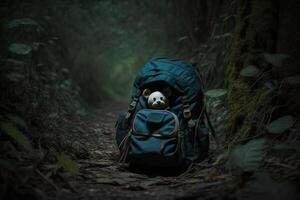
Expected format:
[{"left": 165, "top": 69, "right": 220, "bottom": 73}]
[{"left": 58, "top": 102, "right": 228, "bottom": 200}]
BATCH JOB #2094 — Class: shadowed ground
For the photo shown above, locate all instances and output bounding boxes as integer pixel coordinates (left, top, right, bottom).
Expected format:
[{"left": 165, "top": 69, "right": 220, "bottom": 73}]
[{"left": 52, "top": 102, "right": 229, "bottom": 200}]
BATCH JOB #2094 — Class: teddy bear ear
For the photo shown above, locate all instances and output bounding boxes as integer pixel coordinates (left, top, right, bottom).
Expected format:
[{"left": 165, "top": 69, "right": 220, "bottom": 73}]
[
  {"left": 162, "top": 86, "right": 172, "bottom": 98},
  {"left": 142, "top": 88, "right": 151, "bottom": 98}
]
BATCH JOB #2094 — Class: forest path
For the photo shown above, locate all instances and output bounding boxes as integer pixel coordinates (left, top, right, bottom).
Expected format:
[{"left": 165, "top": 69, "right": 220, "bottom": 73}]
[{"left": 59, "top": 102, "right": 228, "bottom": 200}]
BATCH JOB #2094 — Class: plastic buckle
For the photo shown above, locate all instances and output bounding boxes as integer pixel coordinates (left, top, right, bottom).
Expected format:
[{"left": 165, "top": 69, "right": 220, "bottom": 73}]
[
  {"left": 183, "top": 104, "right": 189, "bottom": 109},
  {"left": 182, "top": 97, "right": 189, "bottom": 104},
  {"left": 188, "top": 119, "right": 196, "bottom": 128},
  {"left": 129, "top": 101, "right": 136, "bottom": 111},
  {"left": 129, "top": 96, "right": 139, "bottom": 110},
  {"left": 183, "top": 108, "right": 191, "bottom": 119}
]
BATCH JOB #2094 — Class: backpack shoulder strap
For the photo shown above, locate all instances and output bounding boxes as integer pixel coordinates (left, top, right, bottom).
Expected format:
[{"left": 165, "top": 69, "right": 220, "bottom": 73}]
[{"left": 125, "top": 89, "right": 141, "bottom": 123}]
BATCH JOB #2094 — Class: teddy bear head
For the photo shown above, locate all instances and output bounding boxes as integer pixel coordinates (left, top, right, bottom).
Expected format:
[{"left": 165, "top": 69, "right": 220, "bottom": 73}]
[{"left": 142, "top": 86, "right": 172, "bottom": 109}]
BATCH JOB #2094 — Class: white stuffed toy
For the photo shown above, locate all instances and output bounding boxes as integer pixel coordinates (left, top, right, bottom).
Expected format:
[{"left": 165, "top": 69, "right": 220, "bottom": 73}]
[{"left": 142, "top": 87, "right": 171, "bottom": 109}]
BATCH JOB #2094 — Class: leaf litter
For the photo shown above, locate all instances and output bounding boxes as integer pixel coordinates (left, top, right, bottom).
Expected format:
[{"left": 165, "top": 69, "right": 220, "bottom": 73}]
[{"left": 3, "top": 101, "right": 298, "bottom": 200}]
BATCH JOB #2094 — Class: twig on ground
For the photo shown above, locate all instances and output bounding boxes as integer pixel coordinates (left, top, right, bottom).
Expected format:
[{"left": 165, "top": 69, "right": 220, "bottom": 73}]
[{"left": 35, "top": 169, "right": 59, "bottom": 191}]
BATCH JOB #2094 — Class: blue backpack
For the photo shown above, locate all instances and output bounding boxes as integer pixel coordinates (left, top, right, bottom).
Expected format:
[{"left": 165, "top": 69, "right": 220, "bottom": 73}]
[{"left": 115, "top": 58, "right": 214, "bottom": 168}]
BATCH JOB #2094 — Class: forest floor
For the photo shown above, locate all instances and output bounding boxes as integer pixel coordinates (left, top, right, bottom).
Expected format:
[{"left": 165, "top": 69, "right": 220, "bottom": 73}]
[{"left": 51, "top": 102, "right": 232, "bottom": 200}]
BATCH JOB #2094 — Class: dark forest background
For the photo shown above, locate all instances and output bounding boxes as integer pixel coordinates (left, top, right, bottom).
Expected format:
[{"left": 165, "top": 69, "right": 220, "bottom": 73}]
[{"left": 1, "top": 0, "right": 300, "bottom": 199}]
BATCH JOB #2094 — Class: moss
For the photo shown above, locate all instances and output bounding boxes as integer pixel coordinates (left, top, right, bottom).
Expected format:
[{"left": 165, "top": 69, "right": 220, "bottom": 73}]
[
  {"left": 224, "top": 0, "right": 248, "bottom": 135},
  {"left": 224, "top": 0, "right": 275, "bottom": 140},
  {"left": 224, "top": 78, "right": 269, "bottom": 139}
]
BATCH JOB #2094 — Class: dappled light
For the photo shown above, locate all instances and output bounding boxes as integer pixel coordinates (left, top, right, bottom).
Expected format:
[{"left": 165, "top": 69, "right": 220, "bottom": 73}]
[{"left": 53, "top": 0, "right": 188, "bottom": 102}]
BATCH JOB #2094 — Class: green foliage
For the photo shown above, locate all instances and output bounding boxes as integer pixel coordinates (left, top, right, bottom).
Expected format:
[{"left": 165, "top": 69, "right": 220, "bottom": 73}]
[
  {"left": 264, "top": 80, "right": 278, "bottom": 91},
  {"left": 0, "top": 1, "right": 225, "bottom": 199},
  {"left": 272, "top": 140, "right": 300, "bottom": 154},
  {"left": 0, "top": 158, "right": 15, "bottom": 171},
  {"left": 8, "top": 43, "right": 32, "bottom": 55},
  {"left": 266, "top": 115, "right": 294, "bottom": 134},
  {"left": 60, "top": 79, "right": 73, "bottom": 91},
  {"left": 56, "top": 152, "right": 79, "bottom": 174},
  {"left": 8, "top": 18, "right": 39, "bottom": 29},
  {"left": 227, "top": 139, "right": 265, "bottom": 172},
  {"left": 242, "top": 172, "right": 297, "bottom": 200},
  {"left": 285, "top": 75, "right": 300, "bottom": 85},
  {"left": 6, "top": 114, "right": 27, "bottom": 129},
  {"left": 240, "top": 65, "right": 260, "bottom": 77},
  {"left": 205, "top": 89, "right": 227, "bottom": 98},
  {"left": 5, "top": 72, "right": 26, "bottom": 82},
  {"left": 0, "top": 122, "right": 33, "bottom": 151},
  {"left": 264, "top": 53, "right": 290, "bottom": 67}
]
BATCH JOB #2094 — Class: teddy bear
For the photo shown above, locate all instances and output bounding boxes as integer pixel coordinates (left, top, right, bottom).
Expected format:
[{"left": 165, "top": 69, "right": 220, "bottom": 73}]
[{"left": 142, "top": 86, "right": 172, "bottom": 109}]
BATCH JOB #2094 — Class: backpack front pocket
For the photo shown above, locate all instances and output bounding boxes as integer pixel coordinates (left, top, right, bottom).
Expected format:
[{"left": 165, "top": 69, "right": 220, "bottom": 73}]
[{"left": 129, "top": 109, "right": 182, "bottom": 167}]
